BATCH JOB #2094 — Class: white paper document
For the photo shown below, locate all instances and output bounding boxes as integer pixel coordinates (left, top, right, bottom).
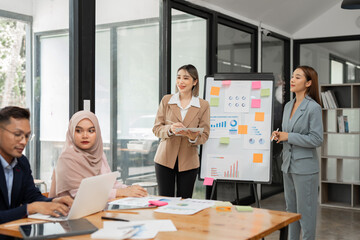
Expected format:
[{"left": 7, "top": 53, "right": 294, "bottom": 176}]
[
  {"left": 108, "top": 196, "right": 180, "bottom": 207},
  {"left": 99, "top": 220, "right": 177, "bottom": 239},
  {"left": 224, "top": 83, "right": 251, "bottom": 113},
  {"left": 209, "top": 115, "right": 240, "bottom": 138},
  {"left": 155, "top": 198, "right": 214, "bottom": 215},
  {"left": 91, "top": 227, "right": 139, "bottom": 239}
]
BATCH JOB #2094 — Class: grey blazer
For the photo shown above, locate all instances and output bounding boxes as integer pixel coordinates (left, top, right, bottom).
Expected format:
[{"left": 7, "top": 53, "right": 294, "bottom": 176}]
[{"left": 281, "top": 95, "right": 323, "bottom": 174}]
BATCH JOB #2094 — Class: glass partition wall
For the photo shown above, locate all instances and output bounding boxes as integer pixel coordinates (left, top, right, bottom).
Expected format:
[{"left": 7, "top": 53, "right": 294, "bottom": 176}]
[
  {"left": 217, "top": 24, "right": 252, "bottom": 72},
  {"left": 296, "top": 40, "right": 360, "bottom": 84},
  {"left": 261, "top": 33, "right": 290, "bottom": 197},
  {"left": 95, "top": 0, "right": 160, "bottom": 187}
]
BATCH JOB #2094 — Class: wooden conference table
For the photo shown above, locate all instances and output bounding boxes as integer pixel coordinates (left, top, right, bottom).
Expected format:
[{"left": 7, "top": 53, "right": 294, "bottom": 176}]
[{"left": 0, "top": 205, "right": 300, "bottom": 240}]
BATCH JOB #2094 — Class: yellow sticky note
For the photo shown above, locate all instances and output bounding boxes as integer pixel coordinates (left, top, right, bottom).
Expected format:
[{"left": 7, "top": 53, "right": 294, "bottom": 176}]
[
  {"left": 210, "top": 86, "right": 220, "bottom": 96},
  {"left": 253, "top": 153, "right": 263, "bottom": 163},
  {"left": 238, "top": 125, "right": 248, "bottom": 134},
  {"left": 260, "top": 88, "right": 270, "bottom": 97},
  {"left": 220, "top": 137, "right": 230, "bottom": 144},
  {"left": 255, "top": 112, "right": 265, "bottom": 122},
  {"left": 210, "top": 98, "right": 219, "bottom": 107}
]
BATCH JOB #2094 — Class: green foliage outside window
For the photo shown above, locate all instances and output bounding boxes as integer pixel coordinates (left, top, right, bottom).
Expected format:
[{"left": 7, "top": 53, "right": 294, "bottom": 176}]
[{"left": 0, "top": 18, "right": 26, "bottom": 108}]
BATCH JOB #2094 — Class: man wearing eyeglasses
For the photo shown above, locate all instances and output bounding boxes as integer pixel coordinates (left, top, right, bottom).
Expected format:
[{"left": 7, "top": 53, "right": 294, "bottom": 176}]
[{"left": 0, "top": 106, "right": 73, "bottom": 224}]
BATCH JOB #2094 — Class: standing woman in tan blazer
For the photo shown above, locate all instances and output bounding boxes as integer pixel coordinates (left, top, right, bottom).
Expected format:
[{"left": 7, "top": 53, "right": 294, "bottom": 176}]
[{"left": 153, "top": 64, "right": 210, "bottom": 198}]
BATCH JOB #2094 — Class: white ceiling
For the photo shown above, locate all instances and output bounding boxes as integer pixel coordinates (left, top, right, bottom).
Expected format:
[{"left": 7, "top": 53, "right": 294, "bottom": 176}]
[{"left": 188, "top": 0, "right": 340, "bottom": 35}]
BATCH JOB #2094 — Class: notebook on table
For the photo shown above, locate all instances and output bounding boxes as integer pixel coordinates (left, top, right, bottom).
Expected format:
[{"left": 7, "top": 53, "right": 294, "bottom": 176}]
[{"left": 28, "top": 171, "right": 119, "bottom": 221}]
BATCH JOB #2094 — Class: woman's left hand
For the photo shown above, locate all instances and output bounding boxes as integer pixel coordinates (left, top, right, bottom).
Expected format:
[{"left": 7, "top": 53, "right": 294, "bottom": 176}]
[
  {"left": 116, "top": 185, "right": 148, "bottom": 198},
  {"left": 276, "top": 131, "right": 288, "bottom": 143}
]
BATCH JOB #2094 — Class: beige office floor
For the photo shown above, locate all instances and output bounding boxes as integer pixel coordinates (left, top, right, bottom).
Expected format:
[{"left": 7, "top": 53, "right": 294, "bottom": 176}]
[{"left": 259, "top": 192, "right": 360, "bottom": 240}]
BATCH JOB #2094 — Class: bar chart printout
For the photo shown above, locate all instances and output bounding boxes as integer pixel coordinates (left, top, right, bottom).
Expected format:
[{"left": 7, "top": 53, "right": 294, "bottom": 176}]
[
  {"left": 211, "top": 120, "right": 226, "bottom": 128},
  {"left": 207, "top": 155, "right": 241, "bottom": 179},
  {"left": 209, "top": 115, "right": 240, "bottom": 138}
]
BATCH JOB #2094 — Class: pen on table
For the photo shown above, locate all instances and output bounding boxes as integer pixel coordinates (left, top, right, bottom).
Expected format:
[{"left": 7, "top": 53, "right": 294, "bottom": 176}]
[
  {"left": 271, "top": 128, "right": 279, "bottom": 142},
  {"left": 113, "top": 211, "right": 139, "bottom": 214},
  {"left": 101, "top": 216, "right": 129, "bottom": 222}
]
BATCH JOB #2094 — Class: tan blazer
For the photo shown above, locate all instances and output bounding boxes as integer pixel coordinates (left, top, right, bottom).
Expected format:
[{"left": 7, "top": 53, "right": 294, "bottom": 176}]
[{"left": 153, "top": 94, "right": 210, "bottom": 172}]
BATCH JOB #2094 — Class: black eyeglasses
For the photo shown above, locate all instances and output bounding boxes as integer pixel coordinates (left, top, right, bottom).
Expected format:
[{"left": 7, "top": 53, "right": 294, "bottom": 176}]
[{"left": 0, "top": 126, "right": 33, "bottom": 142}]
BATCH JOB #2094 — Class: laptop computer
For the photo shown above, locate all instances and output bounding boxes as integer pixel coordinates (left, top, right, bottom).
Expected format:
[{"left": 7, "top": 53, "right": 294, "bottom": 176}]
[{"left": 28, "top": 171, "right": 120, "bottom": 221}]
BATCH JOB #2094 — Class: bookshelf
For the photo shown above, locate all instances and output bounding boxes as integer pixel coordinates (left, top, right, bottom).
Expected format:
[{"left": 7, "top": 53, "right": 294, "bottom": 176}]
[{"left": 320, "top": 83, "right": 360, "bottom": 210}]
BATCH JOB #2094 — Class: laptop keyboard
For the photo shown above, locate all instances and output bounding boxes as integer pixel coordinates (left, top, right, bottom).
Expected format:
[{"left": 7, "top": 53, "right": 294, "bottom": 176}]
[{"left": 51, "top": 212, "right": 67, "bottom": 220}]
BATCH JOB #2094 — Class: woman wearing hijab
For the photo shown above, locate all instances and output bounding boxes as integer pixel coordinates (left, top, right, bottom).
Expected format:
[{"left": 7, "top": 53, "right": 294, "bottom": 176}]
[{"left": 49, "top": 110, "right": 147, "bottom": 199}]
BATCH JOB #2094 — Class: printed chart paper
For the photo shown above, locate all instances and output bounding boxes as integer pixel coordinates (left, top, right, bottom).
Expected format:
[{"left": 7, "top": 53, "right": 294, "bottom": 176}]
[
  {"left": 205, "top": 154, "right": 253, "bottom": 181},
  {"left": 243, "top": 114, "right": 270, "bottom": 150},
  {"left": 224, "top": 83, "right": 251, "bottom": 113},
  {"left": 209, "top": 115, "right": 240, "bottom": 138}
]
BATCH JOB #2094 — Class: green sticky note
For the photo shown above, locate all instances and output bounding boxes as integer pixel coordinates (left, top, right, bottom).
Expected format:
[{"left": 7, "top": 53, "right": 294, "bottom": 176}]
[
  {"left": 214, "top": 201, "right": 233, "bottom": 207},
  {"left": 235, "top": 206, "right": 253, "bottom": 212},
  {"left": 220, "top": 137, "right": 230, "bottom": 144},
  {"left": 260, "top": 88, "right": 270, "bottom": 97},
  {"left": 210, "top": 98, "right": 219, "bottom": 107}
]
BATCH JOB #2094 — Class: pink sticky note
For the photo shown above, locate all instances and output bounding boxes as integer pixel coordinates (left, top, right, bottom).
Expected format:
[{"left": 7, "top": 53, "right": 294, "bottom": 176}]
[
  {"left": 149, "top": 200, "right": 168, "bottom": 206},
  {"left": 251, "top": 99, "right": 261, "bottom": 108},
  {"left": 222, "top": 80, "right": 231, "bottom": 86},
  {"left": 252, "top": 81, "right": 261, "bottom": 89},
  {"left": 203, "top": 177, "right": 214, "bottom": 186}
]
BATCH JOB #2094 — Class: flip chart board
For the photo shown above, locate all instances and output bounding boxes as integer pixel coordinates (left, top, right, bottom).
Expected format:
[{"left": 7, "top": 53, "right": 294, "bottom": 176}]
[{"left": 200, "top": 73, "right": 274, "bottom": 183}]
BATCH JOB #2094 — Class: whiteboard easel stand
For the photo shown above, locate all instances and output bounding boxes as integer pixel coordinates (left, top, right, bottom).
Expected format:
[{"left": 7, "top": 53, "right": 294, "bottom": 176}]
[{"left": 210, "top": 180, "right": 261, "bottom": 208}]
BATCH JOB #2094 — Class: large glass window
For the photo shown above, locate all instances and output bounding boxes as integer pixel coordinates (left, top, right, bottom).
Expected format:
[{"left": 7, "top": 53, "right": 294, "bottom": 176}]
[
  {"left": 217, "top": 24, "right": 252, "bottom": 72},
  {"left": 95, "top": 0, "right": 160, "bottom": 186},
  {"left": 37, "top": 33, "right": 69, "bottom": 184},
  {"left": 116, "top": 21, "right": 159, "bottom": 184},
  {"left": 261, "top": 34, "right": 287, "bottom": 196},
  {"left": 0, "top": 17, "right": 27, "bottom": 108},
  {"left": 31, "top": 0, "right": 69, "bottom": 185},
  {"left": 171, "top": 8, "right": 207, "bottom": 198},
  {"left": 95, "top": 29, "right": 111, "bottom": 162}
]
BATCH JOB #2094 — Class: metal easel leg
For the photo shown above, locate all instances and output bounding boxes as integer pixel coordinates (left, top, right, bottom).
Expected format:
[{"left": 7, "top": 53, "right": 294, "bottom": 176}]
[
  {"left": 210, "top": 180, "right": 217, "bottom": 200},
  {"left": 252, "top": 183, "right": 261, "bottom": 208}
]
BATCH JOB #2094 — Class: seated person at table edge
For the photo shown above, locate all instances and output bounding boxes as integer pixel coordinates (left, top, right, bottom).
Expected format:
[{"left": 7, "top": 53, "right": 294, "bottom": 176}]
[
  {"left": 49, "top": 110, "right": 147, "bottom": 199},
  {"left": 0, "top": 106, "right": 73, "bottom": 224}
]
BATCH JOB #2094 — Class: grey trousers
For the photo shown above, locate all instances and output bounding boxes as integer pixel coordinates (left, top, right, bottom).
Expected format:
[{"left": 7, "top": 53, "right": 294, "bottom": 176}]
[{"left": 283, "top": 172, "right": 319, "bottom": 240}]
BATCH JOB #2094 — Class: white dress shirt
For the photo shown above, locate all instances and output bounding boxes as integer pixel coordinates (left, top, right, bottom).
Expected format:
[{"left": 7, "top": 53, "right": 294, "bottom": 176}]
[{"left": 168, "top": 93, "right": 200, "bottom": 143}]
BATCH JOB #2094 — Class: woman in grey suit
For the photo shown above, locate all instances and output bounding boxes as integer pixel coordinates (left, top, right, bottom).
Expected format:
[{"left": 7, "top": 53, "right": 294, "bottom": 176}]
[{"left": 272, "top": 66, "right": 323, "bottom": 240}]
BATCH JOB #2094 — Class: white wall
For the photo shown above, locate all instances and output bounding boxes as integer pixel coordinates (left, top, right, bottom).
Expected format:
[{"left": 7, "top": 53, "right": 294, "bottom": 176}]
[
  {"left": 0, "top": 0, "right": 32, "bottom": 16},
  {"left": 32, "top": 0, "right": 159, "bottom": 32},
  {"left": 294, "top": 2, "right": 360, "bottom": 39},
  {"left": 187, "top": 0, "right": 292, "bottom": 38},
  {"left": 33, "top": 0, "right": 68, "bottom": 32},
  {"left": 96, "top": 0, "right": 158, "bottom": 25}
]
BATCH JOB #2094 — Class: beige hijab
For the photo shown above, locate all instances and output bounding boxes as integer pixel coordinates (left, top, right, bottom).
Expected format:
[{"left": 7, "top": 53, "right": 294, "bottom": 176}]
[{"left": 49, "top": 110, "right": 104, "bottom": 197}]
